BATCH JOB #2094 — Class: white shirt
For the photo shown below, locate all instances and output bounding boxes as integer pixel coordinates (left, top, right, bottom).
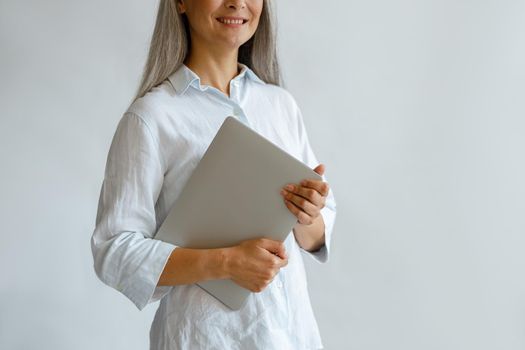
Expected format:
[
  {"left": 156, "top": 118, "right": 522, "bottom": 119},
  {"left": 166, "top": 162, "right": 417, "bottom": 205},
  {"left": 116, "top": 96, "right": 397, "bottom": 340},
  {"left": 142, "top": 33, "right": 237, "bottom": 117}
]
[{"left": 91, "top": 62, "right": 337, "bottom": 350}]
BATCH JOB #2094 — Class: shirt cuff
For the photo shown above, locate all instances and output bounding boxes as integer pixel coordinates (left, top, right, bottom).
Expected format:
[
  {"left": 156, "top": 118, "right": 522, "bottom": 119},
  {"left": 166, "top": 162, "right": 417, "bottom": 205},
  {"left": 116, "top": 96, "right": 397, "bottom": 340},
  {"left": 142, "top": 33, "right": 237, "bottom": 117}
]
[{"left": 118, "top": 239, "right": 177, "bottom": 311}]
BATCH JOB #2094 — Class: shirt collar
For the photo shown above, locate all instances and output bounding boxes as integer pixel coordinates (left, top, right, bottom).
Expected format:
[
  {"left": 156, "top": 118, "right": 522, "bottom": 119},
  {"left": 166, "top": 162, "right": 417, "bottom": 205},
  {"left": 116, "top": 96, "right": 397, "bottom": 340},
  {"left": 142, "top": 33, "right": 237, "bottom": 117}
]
[{"left": 168, "top": 62, "right": 266, "bottom": 95}]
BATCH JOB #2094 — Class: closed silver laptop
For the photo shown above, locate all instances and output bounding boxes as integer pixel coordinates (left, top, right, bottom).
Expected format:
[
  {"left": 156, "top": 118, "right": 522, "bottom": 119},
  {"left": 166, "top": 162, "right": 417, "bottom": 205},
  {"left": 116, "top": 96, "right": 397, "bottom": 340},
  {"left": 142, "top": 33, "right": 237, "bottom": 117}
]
[{"left": 154, "top": 116, "right": 322, "bottom": 310}]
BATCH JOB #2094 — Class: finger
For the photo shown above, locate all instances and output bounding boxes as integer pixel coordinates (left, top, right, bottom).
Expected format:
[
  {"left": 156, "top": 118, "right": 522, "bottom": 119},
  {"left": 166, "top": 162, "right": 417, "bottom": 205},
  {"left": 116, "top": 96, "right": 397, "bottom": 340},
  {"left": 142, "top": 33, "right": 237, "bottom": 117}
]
[
  {"left": 283, "top": 184, "right": 324, "bottom": 207},
  {"left": 259, "top": 238, "right": 287, "bottom": 259},
  {"left": 283, "top": 198, "right": 315, "bottom": 225},
  {"left": 272, "top": 256, "right": 286, "bottom": 269},
  {"left": 271, "top": 257, "right": 287, "bottom": 271},
  {"left": 283, "top": 190, "right": 319, "bottom": 217},
  {"left": 299, "top": 179, "right": 330, "bottom": 197},
  {"left": 313, "top": 163, "right": 325, "bottom": 176}
]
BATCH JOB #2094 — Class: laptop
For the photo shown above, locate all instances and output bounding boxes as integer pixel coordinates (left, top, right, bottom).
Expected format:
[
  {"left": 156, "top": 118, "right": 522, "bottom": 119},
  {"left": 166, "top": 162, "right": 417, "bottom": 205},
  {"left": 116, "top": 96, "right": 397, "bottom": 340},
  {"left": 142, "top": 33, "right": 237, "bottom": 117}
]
[{"left": 154, "top": 116, "right": 322, "bottom": 310}]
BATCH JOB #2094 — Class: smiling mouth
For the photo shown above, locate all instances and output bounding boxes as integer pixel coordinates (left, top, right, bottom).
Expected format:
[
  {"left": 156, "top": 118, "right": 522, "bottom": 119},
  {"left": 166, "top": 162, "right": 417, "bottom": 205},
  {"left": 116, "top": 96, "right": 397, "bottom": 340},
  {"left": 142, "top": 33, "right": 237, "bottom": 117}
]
[{"left": 216, "top": 18, "right": 248, "bottom": 25}]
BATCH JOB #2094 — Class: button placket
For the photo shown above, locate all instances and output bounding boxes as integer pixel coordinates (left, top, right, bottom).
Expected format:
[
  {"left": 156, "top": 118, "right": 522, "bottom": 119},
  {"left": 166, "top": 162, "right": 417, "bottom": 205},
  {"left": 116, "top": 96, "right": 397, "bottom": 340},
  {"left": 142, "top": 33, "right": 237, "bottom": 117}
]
[
  {"left": 201, "top": 80, "right": 251, "bottom": 127},
  {"left": 231, "top": 104, "right": 250, "bottom": 127}
]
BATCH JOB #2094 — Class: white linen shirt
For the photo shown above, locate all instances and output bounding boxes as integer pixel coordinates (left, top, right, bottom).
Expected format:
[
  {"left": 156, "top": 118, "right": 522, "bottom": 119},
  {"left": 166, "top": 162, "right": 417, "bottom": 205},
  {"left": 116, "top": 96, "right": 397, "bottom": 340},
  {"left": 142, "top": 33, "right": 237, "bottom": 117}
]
[{"left": 91, "top": 62, "right": 337, "bottom": 350}]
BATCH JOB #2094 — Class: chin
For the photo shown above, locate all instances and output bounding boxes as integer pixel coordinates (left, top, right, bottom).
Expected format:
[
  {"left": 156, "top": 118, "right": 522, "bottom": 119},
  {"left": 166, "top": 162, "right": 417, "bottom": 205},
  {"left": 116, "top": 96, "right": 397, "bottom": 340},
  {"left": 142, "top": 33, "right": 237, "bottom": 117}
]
[{"left": 221, "top": 37, "right": 250, "bottom": 50}]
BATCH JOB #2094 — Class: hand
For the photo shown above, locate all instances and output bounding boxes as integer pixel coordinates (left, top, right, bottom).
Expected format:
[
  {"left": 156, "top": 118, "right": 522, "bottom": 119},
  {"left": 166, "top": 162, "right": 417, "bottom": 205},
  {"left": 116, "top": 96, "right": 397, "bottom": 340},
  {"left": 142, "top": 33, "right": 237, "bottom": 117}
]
[
  {"left": 280, "top": 164, "right": 329, "bottom": 226},
  {"left": 225, "top": 238, "right": 288, "bottom": 293}
]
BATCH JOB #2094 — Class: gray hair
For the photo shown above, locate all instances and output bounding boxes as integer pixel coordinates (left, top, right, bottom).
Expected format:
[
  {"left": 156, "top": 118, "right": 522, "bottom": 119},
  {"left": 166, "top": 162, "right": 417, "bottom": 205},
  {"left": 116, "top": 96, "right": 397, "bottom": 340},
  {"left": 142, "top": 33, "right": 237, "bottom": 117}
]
[{"left": 133, "top": 0, "right": 282, "bottom": 102}]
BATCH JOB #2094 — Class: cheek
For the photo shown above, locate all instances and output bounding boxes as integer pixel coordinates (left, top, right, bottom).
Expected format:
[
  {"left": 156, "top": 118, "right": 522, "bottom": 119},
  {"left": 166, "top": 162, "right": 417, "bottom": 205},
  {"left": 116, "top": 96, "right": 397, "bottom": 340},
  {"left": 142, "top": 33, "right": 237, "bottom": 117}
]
[
  {"left": 187, "top": 15, "right": 215, "bottom": 37},
  {"left": 246, "top": 15, "right": 260, "bottom": 32},
  {"left": 252, "top": 1, "right": 264, "bottom": 20},
  {"left": 186, "top": 1, "right": 218, "bottom": 28}
]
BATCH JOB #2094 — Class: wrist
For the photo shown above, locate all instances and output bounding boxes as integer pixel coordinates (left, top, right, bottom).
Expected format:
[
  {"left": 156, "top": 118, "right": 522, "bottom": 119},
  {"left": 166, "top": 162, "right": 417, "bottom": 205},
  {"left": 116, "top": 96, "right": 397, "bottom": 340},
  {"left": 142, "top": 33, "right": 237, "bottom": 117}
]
[{"left": 213, "top": 247, "right": 234, "bottom": 280}]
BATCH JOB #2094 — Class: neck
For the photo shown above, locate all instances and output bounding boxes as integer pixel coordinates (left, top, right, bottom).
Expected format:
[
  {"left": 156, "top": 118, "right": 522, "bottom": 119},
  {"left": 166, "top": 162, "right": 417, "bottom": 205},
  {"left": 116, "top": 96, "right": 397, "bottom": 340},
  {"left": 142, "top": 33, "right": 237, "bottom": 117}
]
[{"left": 183, "top": 39, "right": 240, "bottom": 97}]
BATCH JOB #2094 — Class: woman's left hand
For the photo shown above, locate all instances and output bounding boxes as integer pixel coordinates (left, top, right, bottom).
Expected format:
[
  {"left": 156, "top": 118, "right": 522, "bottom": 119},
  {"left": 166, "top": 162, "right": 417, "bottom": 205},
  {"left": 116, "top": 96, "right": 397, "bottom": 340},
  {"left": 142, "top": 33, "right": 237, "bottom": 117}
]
[{"left": 280, "top": 164, "right": 329, "bottom": 225}]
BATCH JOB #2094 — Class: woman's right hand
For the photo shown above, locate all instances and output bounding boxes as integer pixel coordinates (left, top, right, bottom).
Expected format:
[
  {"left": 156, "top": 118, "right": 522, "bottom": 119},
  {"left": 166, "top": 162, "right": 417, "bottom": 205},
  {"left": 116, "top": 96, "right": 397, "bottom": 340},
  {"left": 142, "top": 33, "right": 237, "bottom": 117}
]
[{"left": 224, "top": 238, "right": 288, "bottom": 293}]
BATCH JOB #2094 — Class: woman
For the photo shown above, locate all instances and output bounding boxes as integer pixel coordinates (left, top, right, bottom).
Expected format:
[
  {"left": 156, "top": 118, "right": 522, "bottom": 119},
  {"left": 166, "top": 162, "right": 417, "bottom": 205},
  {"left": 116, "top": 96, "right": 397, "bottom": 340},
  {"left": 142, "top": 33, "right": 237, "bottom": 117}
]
[{"left": 91, "top": 0, "right": 337, "bottom": 349}]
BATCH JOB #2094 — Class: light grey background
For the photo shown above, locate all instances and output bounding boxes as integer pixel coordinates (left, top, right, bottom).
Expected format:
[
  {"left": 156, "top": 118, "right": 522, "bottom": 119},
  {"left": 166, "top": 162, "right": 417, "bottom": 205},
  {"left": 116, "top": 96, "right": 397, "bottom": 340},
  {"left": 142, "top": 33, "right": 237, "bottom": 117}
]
[{"left": 1, "top": 0, "right": 524, "bottom": 349}]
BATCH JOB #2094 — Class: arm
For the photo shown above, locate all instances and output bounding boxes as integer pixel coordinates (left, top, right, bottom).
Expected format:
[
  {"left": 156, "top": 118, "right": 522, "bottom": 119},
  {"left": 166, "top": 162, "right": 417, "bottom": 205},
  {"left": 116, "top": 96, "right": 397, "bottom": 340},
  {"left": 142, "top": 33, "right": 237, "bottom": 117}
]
[
  {"left": 292, "top": 214, "right": 326, "bottom": 253},
  {"left": 157, "top": 238, "right": 289, "bottom": 293},
  {"left": 91, "top": 112, "right": 176, "bottom": 311},
  {"left": 157, "top": 247, "right": 230, "bottom": 286}
]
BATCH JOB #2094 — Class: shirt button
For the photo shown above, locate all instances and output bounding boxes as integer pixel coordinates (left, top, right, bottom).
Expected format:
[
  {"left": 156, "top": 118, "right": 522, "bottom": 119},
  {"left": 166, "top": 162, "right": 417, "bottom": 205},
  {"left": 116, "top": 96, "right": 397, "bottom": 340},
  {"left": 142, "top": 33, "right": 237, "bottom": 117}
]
[{"left": 276, "top": 280, "right": 283, "bottom": 288}]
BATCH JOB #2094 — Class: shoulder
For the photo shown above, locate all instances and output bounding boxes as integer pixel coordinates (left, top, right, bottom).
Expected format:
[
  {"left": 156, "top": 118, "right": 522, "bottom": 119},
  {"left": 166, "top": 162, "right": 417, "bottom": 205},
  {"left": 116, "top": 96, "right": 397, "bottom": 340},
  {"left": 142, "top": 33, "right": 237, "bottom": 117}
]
[
  {"left": 127, "top": 80, "right": 174, "bottom": 121},
  {"left": 123, "top": 79, "right": 179, "bottom": 138}
]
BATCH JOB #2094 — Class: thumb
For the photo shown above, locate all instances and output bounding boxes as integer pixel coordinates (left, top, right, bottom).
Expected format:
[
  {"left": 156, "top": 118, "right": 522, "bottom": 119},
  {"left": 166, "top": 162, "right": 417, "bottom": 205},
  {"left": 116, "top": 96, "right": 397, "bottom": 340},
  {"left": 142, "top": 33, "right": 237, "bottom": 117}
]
[{"left": 313, "top": 163, "right": 325, "bottom": 176}]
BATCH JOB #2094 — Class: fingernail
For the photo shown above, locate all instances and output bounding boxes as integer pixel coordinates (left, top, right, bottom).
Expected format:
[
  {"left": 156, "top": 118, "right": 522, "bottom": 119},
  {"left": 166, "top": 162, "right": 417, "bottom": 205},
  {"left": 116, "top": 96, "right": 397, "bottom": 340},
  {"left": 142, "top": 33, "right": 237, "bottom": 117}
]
[{"left": 285, "top": 184, "right": 294, "bottom": 190}]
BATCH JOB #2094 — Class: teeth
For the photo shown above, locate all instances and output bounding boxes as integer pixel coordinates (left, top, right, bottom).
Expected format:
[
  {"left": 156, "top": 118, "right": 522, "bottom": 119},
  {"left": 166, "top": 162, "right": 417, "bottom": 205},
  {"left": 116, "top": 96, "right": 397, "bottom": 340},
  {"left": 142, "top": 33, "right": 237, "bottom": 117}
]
[{"left": 219, "top": 18, "right": 244, "bottom": 25}]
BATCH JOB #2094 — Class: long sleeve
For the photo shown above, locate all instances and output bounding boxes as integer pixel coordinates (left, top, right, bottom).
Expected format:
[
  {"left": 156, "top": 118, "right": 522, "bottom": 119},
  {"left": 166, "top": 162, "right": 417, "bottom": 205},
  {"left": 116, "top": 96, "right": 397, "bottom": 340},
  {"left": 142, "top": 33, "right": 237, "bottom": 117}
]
[
  {"left": 91, "top": 112, "right": 177, "bottom": 310},
  {"left": 292, "top": 100, "right": 337, "bottom": 264}
]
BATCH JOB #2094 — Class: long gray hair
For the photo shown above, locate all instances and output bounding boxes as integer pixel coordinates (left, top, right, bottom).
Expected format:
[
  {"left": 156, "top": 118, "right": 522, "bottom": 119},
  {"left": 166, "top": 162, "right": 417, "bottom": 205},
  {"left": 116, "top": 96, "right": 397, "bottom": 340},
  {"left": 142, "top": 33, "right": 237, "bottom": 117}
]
[{"left": 132, "top": 0, "right": 282, "bottom": 102}]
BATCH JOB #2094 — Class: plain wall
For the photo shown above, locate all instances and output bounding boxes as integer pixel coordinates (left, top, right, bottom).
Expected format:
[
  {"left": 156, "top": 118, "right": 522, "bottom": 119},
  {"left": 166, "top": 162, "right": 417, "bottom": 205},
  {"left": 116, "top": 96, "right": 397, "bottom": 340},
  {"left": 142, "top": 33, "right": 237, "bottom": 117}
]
[{"left": 1, "top": 0, "right": 524, "bottom": 349}]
